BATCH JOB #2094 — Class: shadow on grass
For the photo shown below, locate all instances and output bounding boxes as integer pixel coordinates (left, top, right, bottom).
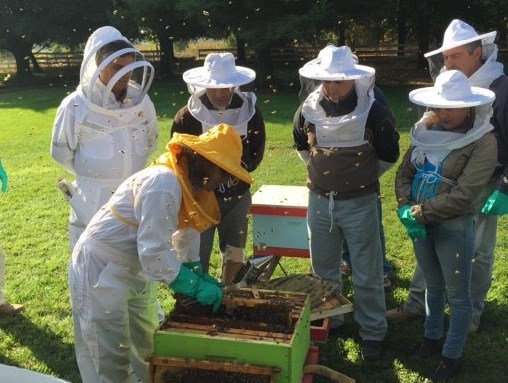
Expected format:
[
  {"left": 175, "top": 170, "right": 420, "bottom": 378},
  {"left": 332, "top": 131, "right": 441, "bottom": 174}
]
[
  {"left": 0, "top": 314, "right": 79, "bottom": 382},
  {"left": 311, "top": 273, "right": 420, "bottom": 382},
  {"left": 316, "top": 275, "right": 432, "bottom": 382},
  {"left": 314, "top": 318, "right": 403, "bottom": 383}
]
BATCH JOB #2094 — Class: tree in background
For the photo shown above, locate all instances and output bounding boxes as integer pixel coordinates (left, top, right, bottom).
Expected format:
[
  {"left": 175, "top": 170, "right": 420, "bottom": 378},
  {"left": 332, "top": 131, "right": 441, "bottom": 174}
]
[
  {"left": 110, "top": 0, "right": 206, "bottom": 77},
  {"left": 175, "top": 0, "right": 322, "bottom": 89},
  {"left": 0, "top": 0, "right": 110, "bottom": 79},
  {"left": 313, "top": 0, "right": 396, "bottom": 48},
  {"left": 2, "top": 0, "right": 507, "bottom": 82},
  {"left": 397, "top": 0, "right": 508, "bottom": 71},
  {"left": 425, "top": 0, "right": 508, "bottom": 47},
  {"left": 174, "top": 0, "right": 245, "bottom": 61}
]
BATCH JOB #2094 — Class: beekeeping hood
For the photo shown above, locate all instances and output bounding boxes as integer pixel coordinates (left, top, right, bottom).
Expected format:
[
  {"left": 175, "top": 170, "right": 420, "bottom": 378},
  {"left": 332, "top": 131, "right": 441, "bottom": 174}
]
[
  {"left": 409, "top": 70, "right": 495, "bottom": 167},
  {"left": 425, "top": 20, "right": 502, "bottom": 86},
  {"left": 298, "top": 45, "right": 375, "bottom": 147},
  {"left": 297, "top": 45, "right": 374, "bottom": 101},
  {"left": 79, "top": 26, "right": 154, "bottom": 110},
  {"left": 183, "top": 53, "right": 257, "bottom": 136}
]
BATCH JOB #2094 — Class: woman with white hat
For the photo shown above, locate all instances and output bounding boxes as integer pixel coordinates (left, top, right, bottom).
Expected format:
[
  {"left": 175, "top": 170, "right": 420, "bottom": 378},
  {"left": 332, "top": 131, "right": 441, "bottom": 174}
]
[
  {"left": 69, "top": 124, "right": 252, "bottom": 383},
  {"left": 293, "top": 44, "right": 400, "bottom": 361},
  {"left": 395, "top": 70, "right": 497, "bottom": 381},
  {"left": 171, "top": 53, "right": 265, "bottom": 284}
]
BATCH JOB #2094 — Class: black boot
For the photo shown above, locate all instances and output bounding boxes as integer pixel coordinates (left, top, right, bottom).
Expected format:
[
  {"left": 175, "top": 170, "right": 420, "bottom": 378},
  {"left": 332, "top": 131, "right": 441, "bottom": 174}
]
[
  {"left": 428, "top": 356, "right": 462, "bottom": 382},
  {"left": 413, "top": 336, "right": 444, "bottom": 359}
]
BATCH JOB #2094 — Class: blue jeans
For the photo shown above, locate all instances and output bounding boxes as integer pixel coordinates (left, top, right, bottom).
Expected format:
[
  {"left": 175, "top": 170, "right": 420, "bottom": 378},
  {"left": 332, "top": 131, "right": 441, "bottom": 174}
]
[
  {"left": 342, "top": 195, "right": 393, "bottom": 277},
  {"left": 404, "top": 176, "right": 498, "bottom": 319},
  {"left": 471, "top": 211, "right": 497, "bottom": 318},
  {"left": 413, "top": 215, "right": 474, "bottom": 359},
  {"left": 404, "top": 210, "right": 497, "bottom": 318},
  {"left": 307, "top": 191, "right": 386, "bottom": 341}
]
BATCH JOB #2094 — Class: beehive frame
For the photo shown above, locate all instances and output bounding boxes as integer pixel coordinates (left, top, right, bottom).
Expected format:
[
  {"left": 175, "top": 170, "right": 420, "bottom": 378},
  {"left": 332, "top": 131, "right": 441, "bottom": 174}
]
[{"left": 152, "top": 289, "right": 311, "bottom": 383}]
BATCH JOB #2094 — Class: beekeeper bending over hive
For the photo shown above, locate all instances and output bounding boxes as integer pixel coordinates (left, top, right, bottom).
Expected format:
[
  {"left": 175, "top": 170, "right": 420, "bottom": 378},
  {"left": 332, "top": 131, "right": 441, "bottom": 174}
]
[
  {"left": 69, "top": 124, "right": 252, "bottom": 383},
  {"left": 51, "top": 26, "right": 158, "bottom": 251}
]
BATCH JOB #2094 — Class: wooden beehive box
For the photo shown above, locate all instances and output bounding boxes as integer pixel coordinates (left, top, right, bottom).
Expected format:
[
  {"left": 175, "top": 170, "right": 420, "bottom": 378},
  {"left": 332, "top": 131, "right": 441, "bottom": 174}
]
[
  {"left": 256, "top": 274, "right": 353, "bottom": 321},
  {"left": 150, "top": 289, "right": 310, "bottom": 383},
  {"left": 251, "top": 185, "right": 310, "bottom": 258}
]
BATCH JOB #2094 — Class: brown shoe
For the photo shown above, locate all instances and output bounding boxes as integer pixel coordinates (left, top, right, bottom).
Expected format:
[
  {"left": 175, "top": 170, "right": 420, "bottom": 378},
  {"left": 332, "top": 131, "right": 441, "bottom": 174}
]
[
  {"left": 386, "top": 306, "right": 423, "bottom": 322},
  {"left": 0, "top": 302, "right": 25, "bottom": 315}
]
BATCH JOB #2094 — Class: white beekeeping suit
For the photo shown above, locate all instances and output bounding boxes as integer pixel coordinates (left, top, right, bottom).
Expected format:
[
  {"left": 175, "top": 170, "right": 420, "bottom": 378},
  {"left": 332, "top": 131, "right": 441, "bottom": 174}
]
[
  {"left": 51, "top": 26, "right": 158, "bottom": 249},
  {"left": 69, "top": 125, "right": 251, "bottom": 383}
]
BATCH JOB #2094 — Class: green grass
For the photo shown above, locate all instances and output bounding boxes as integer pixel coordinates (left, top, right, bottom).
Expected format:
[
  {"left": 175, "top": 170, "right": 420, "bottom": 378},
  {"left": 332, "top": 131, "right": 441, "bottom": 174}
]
[{"left": 1, "top": 78, "right": 507, "bottom": 382}]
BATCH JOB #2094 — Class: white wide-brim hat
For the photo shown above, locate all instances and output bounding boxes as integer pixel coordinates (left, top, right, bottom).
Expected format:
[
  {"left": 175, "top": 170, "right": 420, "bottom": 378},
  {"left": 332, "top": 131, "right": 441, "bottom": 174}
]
[
  {"left": 425, "top": 19, "right": 497, "bottom": 57},
  {"left": 409, "top": 70, "right": 495, "bottom": 108},
  {"left": 299, "top": 45, "right": 375, "bottom": 81},
  {"left": 183, "top": 52, "right": 256, "bottom": 88}
]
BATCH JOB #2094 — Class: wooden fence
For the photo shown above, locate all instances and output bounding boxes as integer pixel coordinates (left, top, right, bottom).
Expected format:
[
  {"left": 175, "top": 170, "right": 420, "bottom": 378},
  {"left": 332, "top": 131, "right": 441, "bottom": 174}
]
[
  {"left": 0, "top": 50, "right": 162, "bottom": 72},
  {"left": 197, "top": 45, "right": 418, "bottom": 63},
  {"left": 0, "top": 45, "right": 429, "bottom": 72},
  {"left": 2, "top": 44, "right": 507, "bottom": 72}
]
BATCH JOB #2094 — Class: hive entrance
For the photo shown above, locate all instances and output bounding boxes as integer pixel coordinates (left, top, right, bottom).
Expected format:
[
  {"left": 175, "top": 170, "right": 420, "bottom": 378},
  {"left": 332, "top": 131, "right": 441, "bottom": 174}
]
[{"left": 154, "top": 365, "right": 274, "bottom": 383}]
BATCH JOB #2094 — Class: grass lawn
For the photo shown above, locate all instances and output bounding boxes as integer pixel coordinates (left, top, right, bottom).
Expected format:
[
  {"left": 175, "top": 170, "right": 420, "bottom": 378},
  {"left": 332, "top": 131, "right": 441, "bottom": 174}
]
[{"left": 0, "top": 76, "right": 507, "bottom": 383}]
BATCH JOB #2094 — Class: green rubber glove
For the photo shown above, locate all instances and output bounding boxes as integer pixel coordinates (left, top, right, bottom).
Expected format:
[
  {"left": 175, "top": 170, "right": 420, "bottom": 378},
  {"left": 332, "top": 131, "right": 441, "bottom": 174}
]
[
  {"left": 0, "top": 159, "right": 8, "bottom": 192},
  {"left": 170, "top": 266, "right": 223, "bottom": 312},
  {"left": 182, "top": 261, "right": 224, "bottom": 287},
  {"left": 182, "top": 260, "right": 204, "bottom": 274},
  {"left": 481, "top": 190, "right": 508, "bottom": 216},
  {"left": 397, "top": 205, "right": 427, "bottom": 240}
]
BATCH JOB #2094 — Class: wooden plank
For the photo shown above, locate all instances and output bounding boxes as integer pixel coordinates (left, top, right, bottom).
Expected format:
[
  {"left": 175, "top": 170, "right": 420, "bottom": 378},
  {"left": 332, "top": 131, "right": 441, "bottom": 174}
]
[
  {"left": 163, "top": 321, "right": 293, "bottom": 342},
  {"left": 150, "top": 355, "right": 280, "bottom": 376}
]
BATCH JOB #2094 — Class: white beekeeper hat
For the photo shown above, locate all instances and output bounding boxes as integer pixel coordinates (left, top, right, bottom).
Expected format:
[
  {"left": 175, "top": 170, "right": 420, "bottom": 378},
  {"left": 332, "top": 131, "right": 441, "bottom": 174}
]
[
  {"left": 182, "top": 52, "right": 255, "bottom": 88},
  {"left": 424, "top": 19, "right": 497, "bottom": 57},
  {"left": 299, "top": 45, "right": 375, "bottom": 81},
  {"left": 409, "top": 70, "right": 495, "bottom": 108}
]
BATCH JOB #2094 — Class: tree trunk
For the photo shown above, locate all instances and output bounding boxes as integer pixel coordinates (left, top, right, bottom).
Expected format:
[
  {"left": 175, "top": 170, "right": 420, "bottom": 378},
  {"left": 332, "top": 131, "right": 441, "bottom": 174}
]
[
  {"left": 5, "top": 35, "right": 33, "bottom": 79},
  {"left": 396, "top": 0, "right": 407, "bottom": 57},
  {"left": 236, "top": 36, "right": 247, "bottom": 65},
  {"left": 157, "top": 34, "right": 174, "bottom": 76},
  {"left": 415, "top": 2, "right": 430, "bottom": 70},
  {"left": 29, "top": 52, "right": 43, "bottom": 73},
  {"left": 254, "top": 46, "right": 274, "bottom": 90},
  {"left": 337, "top": 22, "right": 347, "bottom": 46}
]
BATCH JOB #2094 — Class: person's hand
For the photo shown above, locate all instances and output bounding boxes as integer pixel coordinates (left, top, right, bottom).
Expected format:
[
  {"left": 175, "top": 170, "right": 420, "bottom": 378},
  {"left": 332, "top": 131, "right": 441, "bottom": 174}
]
[
  {"left": 406, "top": 224, "right": 427, "bottom": 240},
  {"left": 182, "top": 260, "right": 204, "bottom": 275},
  {"left": 0, "top": 159, "right": 8, "bottom": 192},
  {"left": 201, "top": 273, "right": 224, "bottom": 288},
  {"left": 170, "top": 266, "right": 223, "bottom": 312},
  {"left": 397, "top": 205, "right": 427, "bottom": 240},
  {"left": 194, "top": 276, "right": 223, "bottom": 312},
  {"left": 182, "top": 261, "right": 224, "bottom": 287},
  {"left": 481, "top": 190, "right": 508, "bottom": 216}
]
